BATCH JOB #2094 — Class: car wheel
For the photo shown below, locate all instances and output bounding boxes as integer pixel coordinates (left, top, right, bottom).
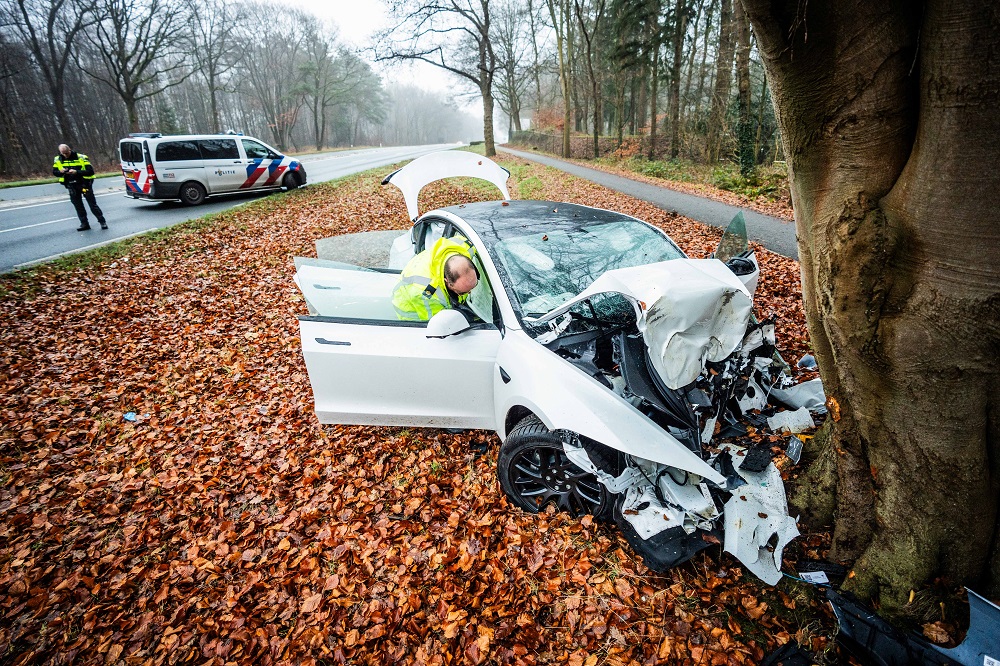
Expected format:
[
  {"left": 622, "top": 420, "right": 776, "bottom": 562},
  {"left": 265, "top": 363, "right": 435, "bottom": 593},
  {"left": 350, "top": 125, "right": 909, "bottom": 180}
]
[
  {"left": 283, "top": 171, "right": 300, "bottom": 190},
  {"left": 179, "top": 181, "right": 206, "bottom": 205},
  {"left": 498, "top": 415, "right": 613, "bottom": 521}
]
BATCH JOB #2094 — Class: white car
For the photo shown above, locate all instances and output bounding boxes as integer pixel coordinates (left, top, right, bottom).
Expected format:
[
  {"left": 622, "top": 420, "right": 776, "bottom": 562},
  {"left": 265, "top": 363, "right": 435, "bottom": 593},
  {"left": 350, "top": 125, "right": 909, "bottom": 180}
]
[{"left": 294, "top": 151, "right": 823, "bottom": 584}]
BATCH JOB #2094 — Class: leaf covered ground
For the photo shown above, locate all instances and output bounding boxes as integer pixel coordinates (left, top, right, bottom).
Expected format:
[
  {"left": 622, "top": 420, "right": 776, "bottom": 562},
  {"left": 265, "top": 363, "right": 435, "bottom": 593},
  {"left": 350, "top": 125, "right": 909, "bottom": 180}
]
[{"left": 0, "top": 155, "right": 833, "bottom": 665}]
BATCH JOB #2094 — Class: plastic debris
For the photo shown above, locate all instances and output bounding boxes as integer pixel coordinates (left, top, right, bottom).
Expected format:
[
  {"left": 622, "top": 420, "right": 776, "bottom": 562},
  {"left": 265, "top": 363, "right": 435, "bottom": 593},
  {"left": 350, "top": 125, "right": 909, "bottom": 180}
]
[
  {"left": 797, "top": 353, "right": 817, "bottom": 369},
  {"left": 767, "top": 407, "right": 815, "bottom": 434},
  {"left": 771, "top": 378, "right": 827, "bottom": 414},
  {"left": 123, "top": 412, "right": 137, "bottom": 422}
]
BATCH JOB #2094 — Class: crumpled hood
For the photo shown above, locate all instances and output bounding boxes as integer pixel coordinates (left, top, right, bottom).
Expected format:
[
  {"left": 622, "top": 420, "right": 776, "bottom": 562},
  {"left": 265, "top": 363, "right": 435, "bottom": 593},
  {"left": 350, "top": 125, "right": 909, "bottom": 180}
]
[{"left": 533, "top": 258, "right": 753, "bottom": 389}]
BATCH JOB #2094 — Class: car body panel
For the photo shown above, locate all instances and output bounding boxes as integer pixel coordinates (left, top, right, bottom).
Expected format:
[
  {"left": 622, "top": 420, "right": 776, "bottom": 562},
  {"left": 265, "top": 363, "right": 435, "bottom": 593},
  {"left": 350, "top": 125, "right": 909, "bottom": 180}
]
[
  {"left": 493, "top": 332, "right": 727, "bottom": 485},
  {"left": 300, "top": 316, "right": 501, "bottom": 428}
]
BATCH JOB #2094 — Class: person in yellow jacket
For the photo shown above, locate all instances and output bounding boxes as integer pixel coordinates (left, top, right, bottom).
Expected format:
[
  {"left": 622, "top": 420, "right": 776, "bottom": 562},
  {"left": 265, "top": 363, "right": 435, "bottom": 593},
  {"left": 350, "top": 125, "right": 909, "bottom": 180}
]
[
  {"left": 393, "top": 236, "right": 480, "bottom": 321},
  {"left": 53, "top": 143, "right": 108, "bottom": 231}
]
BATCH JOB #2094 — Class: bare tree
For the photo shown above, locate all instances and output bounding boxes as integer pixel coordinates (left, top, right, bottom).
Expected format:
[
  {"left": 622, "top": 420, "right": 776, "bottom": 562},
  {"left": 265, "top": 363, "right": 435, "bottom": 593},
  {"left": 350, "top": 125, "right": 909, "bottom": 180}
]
[
  {"left": 85, "top": 0, "right": 191, "bottom": 132},
  {"left": 705, "top": 0, "right": 732, "bottom": 161},
  {"left": 2, "top": 0, "right": 99, "bottom": 141},
  {"left": 545, "top": 0, "right": 571, "bottom": 156},
  {"left": 732, "top": 0, "right": 751, "bottom": 175},
  {"left": 237, "top": 4, "right": 310, "bottom": 150},
  {"left": 573, "top": 0, "right": 606, "bottom": 157},
  {"left": 186, "top": 0, "right": 244, "bottom": 133},
  {"left": 666, "top": 0, "right": 687, "bottom": 158},
  {"left": 493, "top": 0, "right": 532, "bottom": 135},
  {"left": 375, "top": 0, "right": 500, "bottom": 157}
]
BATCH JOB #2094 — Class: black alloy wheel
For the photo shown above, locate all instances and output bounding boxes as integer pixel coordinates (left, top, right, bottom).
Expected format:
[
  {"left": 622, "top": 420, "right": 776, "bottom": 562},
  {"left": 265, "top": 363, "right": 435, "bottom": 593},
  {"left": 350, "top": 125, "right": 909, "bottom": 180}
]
[
  {"left": 498, "top": 416, "right": 613, "bottom": 521},
  {"left": 180, "top": 181, "right": 206, "bottom": 206},
  {"left": 283, "top": 171, "right": 300, "bottom": 190}
]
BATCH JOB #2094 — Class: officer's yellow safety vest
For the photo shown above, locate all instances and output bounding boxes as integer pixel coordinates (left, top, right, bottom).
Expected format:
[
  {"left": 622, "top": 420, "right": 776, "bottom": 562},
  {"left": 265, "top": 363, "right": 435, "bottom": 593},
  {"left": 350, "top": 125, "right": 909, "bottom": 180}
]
[
  {"left": 392, "top": 236, "right": 477, "bottom": 321},
  {"left": 52, "top": 153, "right": 96, "bottom": 183}
]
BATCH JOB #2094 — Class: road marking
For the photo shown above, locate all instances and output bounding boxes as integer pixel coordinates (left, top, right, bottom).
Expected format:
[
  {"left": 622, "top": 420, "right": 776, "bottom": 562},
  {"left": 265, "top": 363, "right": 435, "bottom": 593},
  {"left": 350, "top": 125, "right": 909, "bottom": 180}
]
[
  {"left": 0, "top": 190, "right": 119, "bottom": 213},
  {"left": 14, "top": 229, "right": 155, "bottom": 270},
  {"left": 0, "top": 217, "right": 77, "bottom": 234}
]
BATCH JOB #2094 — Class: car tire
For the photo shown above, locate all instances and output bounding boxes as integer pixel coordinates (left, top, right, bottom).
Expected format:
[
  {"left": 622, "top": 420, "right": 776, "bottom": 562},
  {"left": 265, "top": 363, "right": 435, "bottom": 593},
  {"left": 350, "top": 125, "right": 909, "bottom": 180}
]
[
  {"left": 283, "top": 171, "right": 301, "bottom": 190},
  {"left": 179, "top": 181, "right": 206, "bottom": 206},
  {"left": 498, "top": 415, "right": 614, "bottom": 522}
]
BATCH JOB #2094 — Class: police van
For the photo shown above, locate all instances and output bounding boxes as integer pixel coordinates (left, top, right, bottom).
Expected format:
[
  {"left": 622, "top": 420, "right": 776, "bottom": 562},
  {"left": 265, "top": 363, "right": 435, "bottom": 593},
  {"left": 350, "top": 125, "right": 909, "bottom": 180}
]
[{"left": 118, "top": 133, "right": 307, "bottom": 205}]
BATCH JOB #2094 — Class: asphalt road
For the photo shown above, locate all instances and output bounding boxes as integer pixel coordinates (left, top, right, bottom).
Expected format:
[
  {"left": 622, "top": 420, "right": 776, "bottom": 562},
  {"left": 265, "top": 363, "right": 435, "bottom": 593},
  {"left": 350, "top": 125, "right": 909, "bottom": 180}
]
[
  {"left": 499, "top": 146, "right": 798, "bottom": 259},
  {"left": 0, "top": 144, "right": 460, "bottom": 274}
]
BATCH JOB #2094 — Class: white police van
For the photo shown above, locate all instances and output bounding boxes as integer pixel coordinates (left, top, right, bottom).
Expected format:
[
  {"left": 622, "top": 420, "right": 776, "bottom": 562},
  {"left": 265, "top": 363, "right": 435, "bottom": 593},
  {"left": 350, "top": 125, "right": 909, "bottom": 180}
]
[{"left": 118, "top": 133, "right": 307, "bottom": 205}]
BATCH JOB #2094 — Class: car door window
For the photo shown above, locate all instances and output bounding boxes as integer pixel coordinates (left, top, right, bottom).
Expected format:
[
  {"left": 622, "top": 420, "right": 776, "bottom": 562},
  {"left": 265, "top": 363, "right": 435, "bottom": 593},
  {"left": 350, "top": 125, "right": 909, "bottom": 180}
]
[
  {"left": 296, "top": 264, "right": 406, "bottom": 322},
  {"left": 198, "top": 139, "right": 239, "bottom": 160},
  {"left": 155, "top": 141, "right": 200, "bottom": 162},
  {"left": 241, "top": 139, "right": 270, "bottom": 160}
]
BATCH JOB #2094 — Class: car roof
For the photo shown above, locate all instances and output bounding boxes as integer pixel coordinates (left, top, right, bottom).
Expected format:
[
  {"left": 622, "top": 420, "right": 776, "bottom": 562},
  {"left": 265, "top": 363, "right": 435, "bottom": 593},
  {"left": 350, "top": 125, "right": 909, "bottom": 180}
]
[
  {"left": 119, "top": 135, "right": 262, "bottom": 143},
  {"left": 433, "top": 200, "right": 647, "bottom": 242}
]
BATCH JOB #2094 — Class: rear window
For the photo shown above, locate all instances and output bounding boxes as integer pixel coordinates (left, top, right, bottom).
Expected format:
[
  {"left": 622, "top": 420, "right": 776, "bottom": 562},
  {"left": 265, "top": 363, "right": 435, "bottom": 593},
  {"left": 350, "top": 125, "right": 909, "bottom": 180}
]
[
  {"left": 197, "top": 139, "right": 239, "bottom": 160},
  {"left": 156, "top": 141, "right": 201, "bottom": 162},
  {"left": 119, "top": 142, "right": 143, "bottom": 163}
]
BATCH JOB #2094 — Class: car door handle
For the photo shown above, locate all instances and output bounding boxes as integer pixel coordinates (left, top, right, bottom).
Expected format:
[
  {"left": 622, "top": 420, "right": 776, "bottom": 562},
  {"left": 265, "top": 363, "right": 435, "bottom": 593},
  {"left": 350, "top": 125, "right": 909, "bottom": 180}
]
[
  {"left": 499, "top": 366, "right": 511, "bottom": 384},
  {"left": 316, "top": 338, "right": 350, "bottom": 346}
]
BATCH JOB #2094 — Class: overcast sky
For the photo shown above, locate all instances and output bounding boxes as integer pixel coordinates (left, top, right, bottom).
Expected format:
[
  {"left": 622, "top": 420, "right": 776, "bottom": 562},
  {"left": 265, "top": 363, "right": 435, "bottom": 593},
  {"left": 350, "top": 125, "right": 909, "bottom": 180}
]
[{"left": 292, "top": 1, "right": 456, "bottom": 94}]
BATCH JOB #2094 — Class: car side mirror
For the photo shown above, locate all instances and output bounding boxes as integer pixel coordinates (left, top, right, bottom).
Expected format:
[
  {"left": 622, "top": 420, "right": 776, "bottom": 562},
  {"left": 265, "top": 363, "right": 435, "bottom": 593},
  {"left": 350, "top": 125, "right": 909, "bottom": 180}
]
[{"left": 426, "top": 309, "right": 471, "bottom": 338}]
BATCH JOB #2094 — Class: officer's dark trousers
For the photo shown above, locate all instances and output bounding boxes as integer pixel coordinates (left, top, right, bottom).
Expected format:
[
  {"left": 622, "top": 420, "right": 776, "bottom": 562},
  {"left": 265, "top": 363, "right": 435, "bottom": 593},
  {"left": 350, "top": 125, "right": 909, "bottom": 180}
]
[{"left": 67, "top": 185, "right": 106, "bottom": 228}]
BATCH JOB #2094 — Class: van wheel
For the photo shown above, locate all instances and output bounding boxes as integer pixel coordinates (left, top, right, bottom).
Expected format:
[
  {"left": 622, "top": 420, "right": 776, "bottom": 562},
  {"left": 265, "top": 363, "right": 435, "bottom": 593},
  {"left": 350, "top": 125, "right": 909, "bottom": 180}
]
[
  {"left": 180, "top": 182, "right": 206, "bottom": 206},
  {"left": 498, "top": 416, "right": 614, "bottom": 522},
  {"left": 283, "top": 171, "right": 301, "bottom": 190}
]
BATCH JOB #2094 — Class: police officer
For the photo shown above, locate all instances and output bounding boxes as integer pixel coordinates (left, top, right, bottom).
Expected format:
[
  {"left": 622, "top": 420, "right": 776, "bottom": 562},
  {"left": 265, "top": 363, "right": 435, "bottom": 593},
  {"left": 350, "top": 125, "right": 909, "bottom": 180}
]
[
  {"left": 392, "top": 236, "right": 479, "bottom": 321},
  {"left": 53, "top": 143, "right": 108, "bottom": 231}
]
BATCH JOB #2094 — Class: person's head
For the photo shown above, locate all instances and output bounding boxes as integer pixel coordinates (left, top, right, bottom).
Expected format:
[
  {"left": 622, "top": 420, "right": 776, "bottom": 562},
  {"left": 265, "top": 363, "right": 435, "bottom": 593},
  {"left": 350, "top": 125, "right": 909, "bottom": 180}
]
[
  {"left": 443, "top": 255, "right": 478, "bottom": 295},
  {"left": 58, "top": 144, "right": 72, "bottom": 157}
]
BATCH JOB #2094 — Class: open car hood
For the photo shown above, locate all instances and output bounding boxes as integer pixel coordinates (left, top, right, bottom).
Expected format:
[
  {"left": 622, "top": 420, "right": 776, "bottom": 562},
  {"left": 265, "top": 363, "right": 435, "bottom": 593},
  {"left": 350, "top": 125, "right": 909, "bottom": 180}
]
[
  {"left": 382, "top": 150, "right": 511, "bottom": 221},
  {"left": 532, "top": 258, "right": 754, "bottom": 390}
]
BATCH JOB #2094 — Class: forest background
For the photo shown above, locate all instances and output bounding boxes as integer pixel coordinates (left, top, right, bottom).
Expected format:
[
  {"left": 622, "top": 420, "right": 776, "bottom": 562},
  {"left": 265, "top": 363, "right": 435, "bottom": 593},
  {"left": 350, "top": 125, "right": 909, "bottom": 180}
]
[{"left": 1, "top": 0, "right": 779, "bottom": 193}]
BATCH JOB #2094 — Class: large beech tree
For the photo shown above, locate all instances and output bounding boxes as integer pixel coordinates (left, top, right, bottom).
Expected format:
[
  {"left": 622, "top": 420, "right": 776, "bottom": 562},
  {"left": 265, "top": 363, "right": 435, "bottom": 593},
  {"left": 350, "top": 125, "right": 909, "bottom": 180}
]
[{"left": 740, "top": 0, "right": 1000, "bottom": 610}]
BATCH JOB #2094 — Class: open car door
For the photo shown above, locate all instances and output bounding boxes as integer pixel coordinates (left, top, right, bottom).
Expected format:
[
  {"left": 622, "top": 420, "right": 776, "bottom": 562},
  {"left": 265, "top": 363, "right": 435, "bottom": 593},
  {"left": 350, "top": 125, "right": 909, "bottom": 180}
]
[{"left": 295, "top": 261, "right": 501, "bottom": 429}]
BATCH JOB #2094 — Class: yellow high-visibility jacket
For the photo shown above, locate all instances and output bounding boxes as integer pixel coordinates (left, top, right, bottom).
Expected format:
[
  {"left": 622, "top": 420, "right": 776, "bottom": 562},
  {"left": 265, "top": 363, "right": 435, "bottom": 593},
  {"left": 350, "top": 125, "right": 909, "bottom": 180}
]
[
  {"left": 52, "top": 152, "right": 97, "bottom": 185},
  {"left": 392, "top": 236, "right": 477, "bottom": 321}
]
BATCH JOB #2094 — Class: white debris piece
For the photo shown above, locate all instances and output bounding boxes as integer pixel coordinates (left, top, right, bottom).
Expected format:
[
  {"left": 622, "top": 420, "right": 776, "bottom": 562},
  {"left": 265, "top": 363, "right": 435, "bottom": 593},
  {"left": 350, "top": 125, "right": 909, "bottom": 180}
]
[
  {"left": 720, "top": 444, "right": 800, "bottom": 585},
  {"left": 770, "top": 378, "right": 827, "bottom": 414},
  {"left": 767, "top": 406, "right": 815, "bottom": 434}
]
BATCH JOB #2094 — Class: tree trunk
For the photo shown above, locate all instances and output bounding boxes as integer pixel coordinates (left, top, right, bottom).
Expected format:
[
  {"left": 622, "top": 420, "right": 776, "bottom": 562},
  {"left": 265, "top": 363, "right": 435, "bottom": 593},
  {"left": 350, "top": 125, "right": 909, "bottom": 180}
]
[
  {"left": 707, "top": 0, "right": 734, "bottom": 162},
  {"left": 733, "top": 0, "right": 753, "bottom": 176},
  {"left": 692, "top": 0, "right": 715, "bottom": 123},
  {"left": 741, "top": 0, "right": 1000, "bottom": 611},
  {"left": 648, "top": 34, "right": 659, "bottom": 160},
  {"left": 668, "top": 0, "right": 686, "bottom": 159},
  {"left": 53, "top": 83, "right": 74, "bottom": 143},
  {"left": 482, "top": 82, "right": 497, "bottom": 157},
  {"left": 548, "top": 0, "right": 572, "bottom": 157},
  {"left": 681, "top": 0, "right": 706, "bottom": 129},
  {"left": 127, "top": 98, "right": 140, "bottom": 133}
]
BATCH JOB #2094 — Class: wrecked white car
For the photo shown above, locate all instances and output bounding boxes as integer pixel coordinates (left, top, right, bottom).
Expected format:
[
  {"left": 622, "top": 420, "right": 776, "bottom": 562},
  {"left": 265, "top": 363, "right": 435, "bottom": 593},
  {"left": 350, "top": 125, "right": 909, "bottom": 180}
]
[{"left": 294, "top": 151, "right": 823, "bottom": 585}]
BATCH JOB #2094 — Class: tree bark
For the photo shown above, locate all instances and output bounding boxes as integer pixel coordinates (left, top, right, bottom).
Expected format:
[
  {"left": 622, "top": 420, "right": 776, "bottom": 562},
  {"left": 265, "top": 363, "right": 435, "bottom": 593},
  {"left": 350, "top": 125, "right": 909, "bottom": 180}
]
[
  {"left": 741, "top": 0, "right": 1000, "bottom": 610},
  {"left": 647, "top": 8, "right": 660, "bottom": 160},
  {"left": 668, "top": 0, "right": 686, "bottom": 159},
  {"left": 574, "top": 0, "right": 605, "bottom": 158},
  {"left": 733, "top": 0, "right": 753, "bottom": 176},
  {"left": 706, "top": 0, "right": 734, "bottom": 162}
]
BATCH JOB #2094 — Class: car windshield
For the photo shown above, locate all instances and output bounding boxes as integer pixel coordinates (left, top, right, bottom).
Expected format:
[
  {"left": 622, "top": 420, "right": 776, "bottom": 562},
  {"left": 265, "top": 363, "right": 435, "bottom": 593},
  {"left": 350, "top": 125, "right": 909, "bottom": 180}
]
[{"left": 491, "top": 219, "right": 684, "bottom": 318}]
